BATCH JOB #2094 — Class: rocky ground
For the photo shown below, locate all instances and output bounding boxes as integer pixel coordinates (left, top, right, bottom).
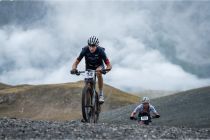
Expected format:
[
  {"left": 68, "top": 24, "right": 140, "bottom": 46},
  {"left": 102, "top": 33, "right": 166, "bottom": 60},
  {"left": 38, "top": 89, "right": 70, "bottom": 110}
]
[
  {"left": 0, "top": 118, "right": 210, "bottom": 139},
  {"left": 1, "top": 85, "right": 210, "bottom": 139}
]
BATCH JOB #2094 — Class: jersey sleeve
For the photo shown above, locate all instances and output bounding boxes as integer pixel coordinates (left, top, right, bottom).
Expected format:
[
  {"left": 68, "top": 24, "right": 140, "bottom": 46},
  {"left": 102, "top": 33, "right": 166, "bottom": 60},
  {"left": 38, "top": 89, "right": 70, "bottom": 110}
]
[
  {"left": 149, "top": 105, "right": 158, "bottom": 114},
  {"left": 100, "top": 48, "right": 110, "bottom": 65},
  {"left": 133, "top": 104, "right": 143, "bottom": 113},
  {"left": 77, "top": 48, "right": 86, "bottom": 61}
]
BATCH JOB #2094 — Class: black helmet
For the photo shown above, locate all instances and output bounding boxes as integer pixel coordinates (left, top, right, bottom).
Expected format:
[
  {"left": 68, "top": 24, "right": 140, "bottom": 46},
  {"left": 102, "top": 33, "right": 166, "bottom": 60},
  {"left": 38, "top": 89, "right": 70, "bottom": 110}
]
[{"left": 88, "top": 36, "right": 99, "bottom": 46}]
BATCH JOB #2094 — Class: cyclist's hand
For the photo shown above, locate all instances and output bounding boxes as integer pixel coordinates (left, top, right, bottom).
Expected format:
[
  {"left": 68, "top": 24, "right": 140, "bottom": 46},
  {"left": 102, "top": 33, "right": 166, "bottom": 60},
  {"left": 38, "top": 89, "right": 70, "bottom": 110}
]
[
  {"left": 130, "top": 116, "right": 135, "bottom": 120},
  {"left": 70, "top": 69, "right": 78, "bottom": 75},
  {"left": 155, "top": 114, "right": 160, "bottom": 118},
  {"left": 101, "top": 69, "right": 106, "bottom": 75}
]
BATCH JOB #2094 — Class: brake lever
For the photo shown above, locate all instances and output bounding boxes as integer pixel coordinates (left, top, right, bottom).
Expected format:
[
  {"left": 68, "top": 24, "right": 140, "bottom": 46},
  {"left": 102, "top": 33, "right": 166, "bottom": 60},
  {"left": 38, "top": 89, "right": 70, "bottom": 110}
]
[
  {"left": 76, "top": 72, "right": 80, "bottom": 76},
  {"left": 101, "top": 69, "right": 106, "bottom": 75}
]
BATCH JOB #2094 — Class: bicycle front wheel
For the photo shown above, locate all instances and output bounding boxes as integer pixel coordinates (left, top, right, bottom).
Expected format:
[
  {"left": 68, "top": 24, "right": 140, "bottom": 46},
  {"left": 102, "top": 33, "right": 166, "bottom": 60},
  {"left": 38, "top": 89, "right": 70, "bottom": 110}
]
[
  {"left": 94, "top": 91, "right": 100, "bottom": 123},
  {"left": 82, "top": 85, "right": 93, "bottom": 122}
]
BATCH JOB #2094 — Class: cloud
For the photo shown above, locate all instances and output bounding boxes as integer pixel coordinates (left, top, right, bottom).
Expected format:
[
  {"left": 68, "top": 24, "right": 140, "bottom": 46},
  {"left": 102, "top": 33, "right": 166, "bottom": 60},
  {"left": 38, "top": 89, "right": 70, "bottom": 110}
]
[
  {"left": 0, "top": 1, "right": 210, "bottom": 92},
  {"left": 103, "top": 37, "right": 210, "bottom": 91},
  {"left": 156, "top": 2, "right": 210, "bottom": 66}
]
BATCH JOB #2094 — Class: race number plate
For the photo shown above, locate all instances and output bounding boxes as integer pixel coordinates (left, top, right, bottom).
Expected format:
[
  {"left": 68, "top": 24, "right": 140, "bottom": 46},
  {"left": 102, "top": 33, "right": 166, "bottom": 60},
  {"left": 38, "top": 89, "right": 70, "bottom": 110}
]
[
  {"left": 85, "top": 71, "right": 94, "bottom": 79},
  {"left": 141, "top": 116, "right": 148, "bottom": 121}
]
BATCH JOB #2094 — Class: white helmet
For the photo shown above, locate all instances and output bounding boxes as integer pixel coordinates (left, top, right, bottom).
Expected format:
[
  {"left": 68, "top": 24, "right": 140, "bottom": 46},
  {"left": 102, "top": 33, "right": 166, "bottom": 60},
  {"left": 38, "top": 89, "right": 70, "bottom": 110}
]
[
  {"left": 88, "top": 36, "right": 99, "bottom": 46},
  {"left": 141, "top": 97, "right": 150, "bottom": 103}
]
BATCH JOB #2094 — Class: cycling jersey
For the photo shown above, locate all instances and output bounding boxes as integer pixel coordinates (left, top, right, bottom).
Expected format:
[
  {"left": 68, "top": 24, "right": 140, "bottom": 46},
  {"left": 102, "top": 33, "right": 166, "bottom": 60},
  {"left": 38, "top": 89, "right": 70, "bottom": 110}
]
[
  {"left": 77, "top": 46, "right": 110, "bottom": 70},
  {"left": 133, "top": 104, "right": 157, "bottom": 114}
]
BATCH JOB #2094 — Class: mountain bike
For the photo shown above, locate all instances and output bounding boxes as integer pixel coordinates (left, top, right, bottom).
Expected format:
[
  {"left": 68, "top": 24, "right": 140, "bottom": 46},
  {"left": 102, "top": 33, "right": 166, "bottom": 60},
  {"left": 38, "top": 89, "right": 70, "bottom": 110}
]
[{"left": 71, "top": 69, "right": 110, "bottom": 123}]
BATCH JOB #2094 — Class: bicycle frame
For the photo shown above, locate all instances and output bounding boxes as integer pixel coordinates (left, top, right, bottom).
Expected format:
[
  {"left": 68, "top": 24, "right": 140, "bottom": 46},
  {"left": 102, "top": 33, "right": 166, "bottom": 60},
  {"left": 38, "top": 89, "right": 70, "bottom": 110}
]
[{"left": 84, "top": 70, "right": 97, "bottom": 108}]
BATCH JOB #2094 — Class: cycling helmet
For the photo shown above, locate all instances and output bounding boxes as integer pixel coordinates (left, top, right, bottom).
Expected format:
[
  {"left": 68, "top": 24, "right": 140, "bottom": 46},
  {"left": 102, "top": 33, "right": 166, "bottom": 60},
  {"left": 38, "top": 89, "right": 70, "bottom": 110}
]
[
  {"left": 142, "top": 97, "right": 150, "bottom": 103},
  {"left": 88, "top": 36, "right": 99, "bottom": 46}
]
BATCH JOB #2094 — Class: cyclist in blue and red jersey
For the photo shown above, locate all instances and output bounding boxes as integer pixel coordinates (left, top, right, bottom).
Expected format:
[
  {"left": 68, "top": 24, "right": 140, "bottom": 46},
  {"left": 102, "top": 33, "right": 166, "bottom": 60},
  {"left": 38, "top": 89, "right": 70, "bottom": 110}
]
[{"left": 71, "top": 36, "right": 112, "bottom": 104}]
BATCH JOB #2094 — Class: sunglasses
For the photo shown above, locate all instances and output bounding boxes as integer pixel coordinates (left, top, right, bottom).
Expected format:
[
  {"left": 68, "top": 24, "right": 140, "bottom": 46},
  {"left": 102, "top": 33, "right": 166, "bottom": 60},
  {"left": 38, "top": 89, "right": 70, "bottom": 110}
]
[{"left": 89, "top": 45, "right": 96, "bottom": 48}]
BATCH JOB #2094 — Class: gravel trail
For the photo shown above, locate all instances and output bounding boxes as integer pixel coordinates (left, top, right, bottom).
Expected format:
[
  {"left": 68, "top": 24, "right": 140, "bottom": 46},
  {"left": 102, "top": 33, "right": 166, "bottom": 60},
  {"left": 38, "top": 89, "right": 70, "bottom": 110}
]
[{"left": 0, "top": 118, "right": 210, "bottom": 139}]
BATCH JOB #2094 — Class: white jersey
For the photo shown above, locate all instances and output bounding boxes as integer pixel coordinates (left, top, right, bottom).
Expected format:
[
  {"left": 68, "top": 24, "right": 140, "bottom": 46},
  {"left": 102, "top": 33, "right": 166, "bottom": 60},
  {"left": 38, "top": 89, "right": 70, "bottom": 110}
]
[{"left": 133, "top": 104, "right": 157, "bottom": 114}]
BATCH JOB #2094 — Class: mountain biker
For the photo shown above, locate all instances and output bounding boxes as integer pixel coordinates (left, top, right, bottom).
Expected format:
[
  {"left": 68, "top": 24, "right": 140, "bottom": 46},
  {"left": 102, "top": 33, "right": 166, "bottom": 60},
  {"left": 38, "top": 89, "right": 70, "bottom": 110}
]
[
  {"left": 70, "top": 36, "right": 112, "bottom": 104},
  {"left": 130, "top": 97, "right": 160, "bottom": 123}
]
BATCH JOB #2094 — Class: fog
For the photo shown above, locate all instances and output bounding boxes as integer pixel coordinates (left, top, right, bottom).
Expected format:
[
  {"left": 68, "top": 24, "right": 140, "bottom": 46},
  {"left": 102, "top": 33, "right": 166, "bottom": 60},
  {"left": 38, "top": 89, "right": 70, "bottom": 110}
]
[{"left": 0, "top": 1, "right": 210, "bottom": 92}]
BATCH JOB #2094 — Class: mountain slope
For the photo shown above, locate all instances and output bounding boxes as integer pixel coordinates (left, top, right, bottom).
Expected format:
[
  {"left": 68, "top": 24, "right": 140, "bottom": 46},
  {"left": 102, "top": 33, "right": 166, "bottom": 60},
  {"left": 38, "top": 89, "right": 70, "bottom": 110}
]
[
  {"left": 152, "top": 86, "right": 210, "bottom": 127},
  {"left": 134, "top": 90, "right": 177, "bottom": 99},
  {"left": 0, "top": 81, "right": 138, "bottom": 121},
  {"left": 100, "top": 86, "right": 210, "bottom": 128},
  {"left": 0, "top": 83, "right": 11, "bottom": 90},
  {"left": 1, "top": 84, "right": 210, "bottom": 139}
]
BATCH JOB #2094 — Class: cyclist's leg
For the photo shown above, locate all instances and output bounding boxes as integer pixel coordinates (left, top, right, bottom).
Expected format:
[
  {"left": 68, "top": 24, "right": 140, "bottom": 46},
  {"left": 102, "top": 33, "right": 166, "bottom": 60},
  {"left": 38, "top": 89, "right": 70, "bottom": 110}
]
[
  {"left": 96, "top": 65, "right": 105, "bottom": 103},
  {"left": 96, "top": 65, "right": 103, "bottom": 94}
]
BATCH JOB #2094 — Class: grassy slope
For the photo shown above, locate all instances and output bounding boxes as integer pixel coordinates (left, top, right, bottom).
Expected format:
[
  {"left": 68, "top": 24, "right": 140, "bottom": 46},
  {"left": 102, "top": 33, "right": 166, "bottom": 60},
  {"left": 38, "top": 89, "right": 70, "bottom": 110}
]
[
  {"left": 0, "top": 83, "right": 12, "bottom": 90},
  {"left": 0, "top": 81, "right": 138, "bottom": 121}
]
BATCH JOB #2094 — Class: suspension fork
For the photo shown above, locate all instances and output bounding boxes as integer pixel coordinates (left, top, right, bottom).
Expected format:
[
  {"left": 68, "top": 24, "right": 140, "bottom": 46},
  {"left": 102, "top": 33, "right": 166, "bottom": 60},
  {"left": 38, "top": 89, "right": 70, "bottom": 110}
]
[
  {"left": 85, "top": 78, "right": 96, "bottom": 106},
  {"left": 93, "top": 73, "right": 97, "bottom": 101}
]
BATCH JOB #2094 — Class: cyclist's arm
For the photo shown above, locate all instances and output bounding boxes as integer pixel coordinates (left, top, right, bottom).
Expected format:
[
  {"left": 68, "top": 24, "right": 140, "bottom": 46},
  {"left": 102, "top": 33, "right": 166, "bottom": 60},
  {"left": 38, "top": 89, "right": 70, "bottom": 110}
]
[
  {"left": 72, "top": 48, "right": 86, "bottom": 70},
  {"left": 130, "top": 112, "right": 136, "bottom": 117},
  {"left": 105, "top": 60, "right": 112, "bottom": 71},
  {"left": 72, "top": 59, "right": 80, "bottom": 70},
  {"left": 130, "top": 104, "right": 142, "bottom": 117},
  {"left": 101, "top": 49, "right": 112, "bottom": 71},
  {"left": 150, "top": 105, "right": 160, "bottom": 116}
]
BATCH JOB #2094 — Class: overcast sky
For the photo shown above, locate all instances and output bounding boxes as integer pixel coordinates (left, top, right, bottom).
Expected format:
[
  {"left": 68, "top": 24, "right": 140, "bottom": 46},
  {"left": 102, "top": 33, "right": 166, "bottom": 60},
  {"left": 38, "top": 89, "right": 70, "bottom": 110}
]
[{"left": 0, "top": 1, "right": 210, "bottom": 92}]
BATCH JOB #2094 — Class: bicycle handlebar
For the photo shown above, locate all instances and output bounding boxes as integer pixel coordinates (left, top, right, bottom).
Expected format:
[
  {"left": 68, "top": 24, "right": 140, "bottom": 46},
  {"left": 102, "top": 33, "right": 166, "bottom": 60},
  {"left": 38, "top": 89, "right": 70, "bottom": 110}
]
[
  {"left": 130, "top": 115, "right": 160, "bottom": 121},
  {"left": 71, "top": 69, "right": 111, "bottom": 76}
]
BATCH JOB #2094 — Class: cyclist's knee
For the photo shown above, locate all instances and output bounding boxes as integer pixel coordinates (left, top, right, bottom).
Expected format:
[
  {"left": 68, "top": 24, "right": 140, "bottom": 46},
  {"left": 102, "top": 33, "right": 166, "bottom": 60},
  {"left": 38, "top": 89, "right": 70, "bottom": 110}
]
[
  {"left": 96, "top": 67, "right": 102, "bottom": 77},
  {"left": 97, "top": 72, "right": 102, "bottom": 77},
  {"left": 96, "top": 66, "right": 102, "bottom": 70}
]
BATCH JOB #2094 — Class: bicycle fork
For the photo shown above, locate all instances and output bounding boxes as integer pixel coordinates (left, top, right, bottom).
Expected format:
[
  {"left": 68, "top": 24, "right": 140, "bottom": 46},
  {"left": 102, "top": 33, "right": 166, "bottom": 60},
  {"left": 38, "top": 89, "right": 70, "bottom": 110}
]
[{"left": 85, "top": 82, "right": 95, "bottom": 108}]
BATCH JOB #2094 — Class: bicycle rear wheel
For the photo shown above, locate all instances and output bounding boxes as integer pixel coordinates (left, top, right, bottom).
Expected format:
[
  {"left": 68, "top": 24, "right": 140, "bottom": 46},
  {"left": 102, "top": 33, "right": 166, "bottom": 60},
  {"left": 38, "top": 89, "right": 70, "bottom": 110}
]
[{"left": 82, "top": 85, "right": 93, "bottom": 122}]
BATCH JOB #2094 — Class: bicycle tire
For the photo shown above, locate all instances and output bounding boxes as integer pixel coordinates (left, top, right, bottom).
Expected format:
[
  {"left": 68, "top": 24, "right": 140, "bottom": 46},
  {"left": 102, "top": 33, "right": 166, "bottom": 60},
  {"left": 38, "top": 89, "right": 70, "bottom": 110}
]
[
  {"left": 82, "top": 85, "right": 92, "bottom": 122},
  {"left": 94, "top": 91, "right": 100, "bottom": 123}
]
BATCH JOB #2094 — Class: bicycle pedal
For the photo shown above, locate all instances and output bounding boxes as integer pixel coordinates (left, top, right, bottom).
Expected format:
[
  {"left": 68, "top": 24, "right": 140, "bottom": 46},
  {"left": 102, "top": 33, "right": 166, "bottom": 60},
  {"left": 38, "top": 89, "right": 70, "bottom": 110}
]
[
  {"left": 99, "top": 102, "right": 104, "bottom": 105},
  {"left": 81, "top": 119, "right": 87, "bottom": 123}
]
